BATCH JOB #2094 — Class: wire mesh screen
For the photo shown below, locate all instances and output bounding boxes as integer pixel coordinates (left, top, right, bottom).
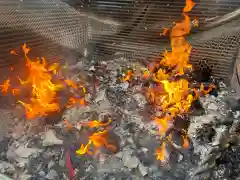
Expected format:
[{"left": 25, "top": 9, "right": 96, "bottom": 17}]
[
  {"left": 0, "top": 0, "right": 121, "bottom": 80},
  {"left": 0, "top": 0, "right": 240, "bottom": 87}
]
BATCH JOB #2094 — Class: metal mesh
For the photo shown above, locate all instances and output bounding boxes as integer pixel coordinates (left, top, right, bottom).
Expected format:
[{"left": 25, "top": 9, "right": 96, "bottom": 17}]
[
  {"left": 0, "top": 0, "right": 240, "bottom": 88},
  {"left": 0, "top": 0, "right": 120, "bottom": 78}
]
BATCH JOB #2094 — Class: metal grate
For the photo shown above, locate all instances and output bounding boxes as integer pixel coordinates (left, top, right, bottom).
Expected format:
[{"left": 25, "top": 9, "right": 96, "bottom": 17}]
[{"left": 0, "top": 0, "right": 240, "bottom": 89}]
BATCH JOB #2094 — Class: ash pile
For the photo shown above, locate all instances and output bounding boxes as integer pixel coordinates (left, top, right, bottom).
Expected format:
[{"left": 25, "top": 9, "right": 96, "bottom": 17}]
[
  {"left": 0, "top": 53, "right": 240, "bottom": 180},
  {"left": 0, "top": 1, "right": 240, "bottom": 180}
]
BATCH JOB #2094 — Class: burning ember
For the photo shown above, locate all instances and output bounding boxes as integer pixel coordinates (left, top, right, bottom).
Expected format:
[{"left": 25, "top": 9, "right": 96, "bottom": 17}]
[{"left": 0, "top": 79, "right": 10, "bottom": 94}]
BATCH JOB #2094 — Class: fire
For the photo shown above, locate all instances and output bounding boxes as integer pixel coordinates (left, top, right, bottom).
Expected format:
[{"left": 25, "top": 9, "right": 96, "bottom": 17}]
[
  {"left": 75, "top": 119, "right": 115, "bottom": 156},
  {"left": 182, "top": 135, "right": 189, "bottom": 148},
  {"left": 142, "top": 68, "right": 151, "bottom": 79},
  {"left": 12, "top": 88, "right": 20, "bottom": 96},
  {"left": 65, "top": 79, "right": 78, "bottom": 90},
  {"left": 0, "top": 43, "right": 87, "bottom": 120},
  {"left": 76, "top": 130, "right": 116, "bottom": 155},
  {"left": 160, "top": 28, "right": 169, "bottom": 36},
  {"left": 80, "top": 119, "right": 112, "bottom": 128},
  {"left": 0, "top": 79, "right": 10, "bottom": 93},
  {"left": 122, "top": 69, "right": 134, "bottom": 82},
  {"left": 146, "top": 0, "right": 198, "bottom": 162},
  {"left": 66, "top": 97, "right": 78, "bottom": 108},
  {"left": 183, "top": 0, "right": 195, "bottom": 13},
  {"left": 63, "top": 119, "right": 73, "bottom": 130},
  {"left": 193, "top": 17, "right": 199, "bottom": 27},
  {"left": 16, "top": 43, "right": 64, "bottom": 119},
  {"left": 4, "top": 44, "right": 116, "bottom": 159},
  {"left": 10, "top": 50, "right": 18, "bottom": 56},
  {"left": 156, "top": 141, "right": 166, "bottom": 161}
]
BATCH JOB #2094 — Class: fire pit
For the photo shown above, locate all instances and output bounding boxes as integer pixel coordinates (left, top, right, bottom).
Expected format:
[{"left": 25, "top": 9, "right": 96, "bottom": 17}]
[{"left": 0, "top": 0, "right": 240, "bottom": 180}]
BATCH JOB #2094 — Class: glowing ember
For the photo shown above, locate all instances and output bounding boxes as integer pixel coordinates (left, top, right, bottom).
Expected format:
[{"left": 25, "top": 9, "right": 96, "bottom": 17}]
[
  {"left": 12, "top": 88, "right": 20, "bottom": 96},
  {"left": 142, "top": 68, "right": 151, "bottom": 79},
  {"left": 122, "top": 69, "right": 134, "bottom": 82},
  {"left": 63, "top": 119, "right": 73, "bottom": 130},
  {"left": 182, "top": 135, "right": 189, "bottom": 148},
  {"left": 66, "top": 97, "right": 78, "bottom": 108},
  {"left": 80, "top": 119, "right": 112, "bottom": 128},
  {"left": 0, "top": 79, "right": 10, "bottom": 93},
  {"left": 76, "top": 130, "right": 116, "bottom": 155},
  {"left": 10, "top": 50, "right": 18, "bottom": 56},
  {"left": 65, "top": 79, "right": 78, "bottom": 90},
  {"left": 193, "top": 17, "right": 199, "bottom": 27},
  {"left": 156, "top": 141, "right": 166, "bottom": 161},
  {"left": 160, "top": 28, "right": 169, "bottom": 36}
]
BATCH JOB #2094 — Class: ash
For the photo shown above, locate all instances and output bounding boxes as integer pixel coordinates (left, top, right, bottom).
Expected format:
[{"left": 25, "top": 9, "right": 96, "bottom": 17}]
[{"left": 0, "top": 54, "right": 240, "bottom": 180}]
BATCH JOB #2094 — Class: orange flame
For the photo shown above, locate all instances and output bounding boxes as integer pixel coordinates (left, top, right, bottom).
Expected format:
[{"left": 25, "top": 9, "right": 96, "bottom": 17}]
[
  {"left": 1, "top": 43, "right": 86, "bottom": 120},
  {"left": 160, "top": 28, "right": 169, "bottom": 36},
  {"left": 193, "top": 17, "right": 199, "bottom": 27},
  {"left": 65, "top": 79, "right": 78, "bottom": 89},
  {"left": 66, "top": 97, "right": 78, "bottom": 108},
  {"left": 63, "top": 119, "right": 73, "bottom": 130},
  {"left": 142, "top": 68, "right": 151, "bottom": 79},
  {"left": 182, "top": 135, "right": 189, "bottom": 148},
  {"left": 80, "top": 119, "right": 112, "bottom": 128},
  {"left": 12, "top": 88, "right": 20, "bottom": 96},
  {"left": 183, "top": 0, "right": 195, "bottom": 13},
  {"left": 122, "top": 70, "right": 134, "bottom": 82},
  {"left": 0, "top": 79, "right": 10, "bottom": 93},
  {"left": 156, "top": 141, "right": 166, "bottom": 161},
  {"left": 10, "top": 50, "right": 18, "bottom": 56},
  {"left": 76, "top": 130, "right": 116, "bottom": 155},
  {"left": 17, "top": 43, "right": 64, "bottom": 119},
  {"left": 149, "top": 0, "right": 196, "bottom": 162},
  {"left": 75, "top": 119, "right": 114, "bottom": 156}
]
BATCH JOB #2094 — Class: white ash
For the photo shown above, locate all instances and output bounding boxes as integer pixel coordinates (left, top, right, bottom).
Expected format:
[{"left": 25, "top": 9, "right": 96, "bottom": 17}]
[
  {"left": 132, "top": 93, "right": 147, "bottom": 108},
  {"left": 122, "top": 152, "right": 140, "bottom": 169},
  {"left": 188, "top": 113, "right": 223, "bottom": 139},
  {"left": 94, "top": 89, "right": 106, "bottom": 103},
  {"left": 7, "top": 144, "right": 42, "bottom": 167},
  {"left": 20, "top": 175, "right": 32, "bottom": 180},
  {"left": 62, "top": 95, "right": 113, "bottom": 125},
  {"left": 46, "top": 169, "right": 58, "bottom": 180},
  {"left": 42, "top": 129, "right": 63, "bottom": 147},
  {"left": 62, "top": 105, "right": 92, "bottom": 123},
  {"left": 0, "top": 161, "right": 15, "bottom": 174},
  {"left": 0, "top": 174, "right": 13, "bottom": 180},
  {"left": 47, "top": 160, "right": 55, "bottom": 169},
  {"left": 187, "top": 83, "right": 240, "bottom": 178},
  {"left": 211, "top": 126, "right": 228, "bottom": 147},
  {"left": 97, "top": 156, "right": 124, "bottom": 173},
  {"left": 118, "top": 82, "right": 129, "bottom": 91},
  {"left": 207, "top": 103, "right": 218, "bottom": 111},
  {"left": 114, "top": 151, "right": 123, "bottom": 159},
  {"left": 138, "top": 163, "right": 148, "bottom": 176}
]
